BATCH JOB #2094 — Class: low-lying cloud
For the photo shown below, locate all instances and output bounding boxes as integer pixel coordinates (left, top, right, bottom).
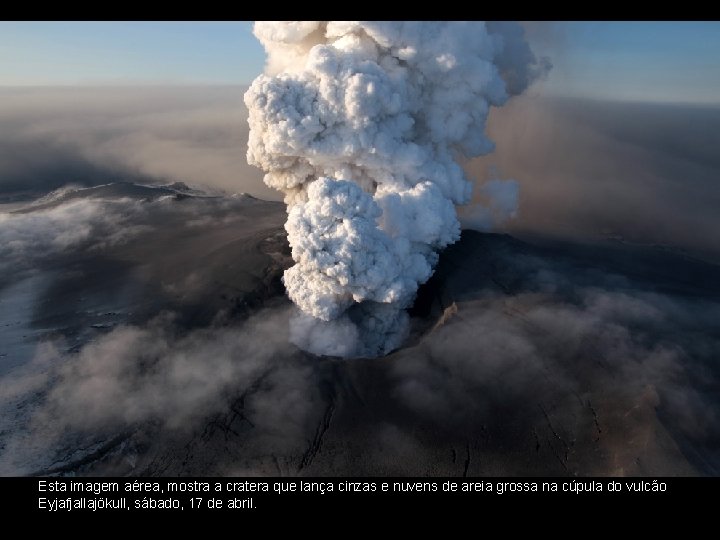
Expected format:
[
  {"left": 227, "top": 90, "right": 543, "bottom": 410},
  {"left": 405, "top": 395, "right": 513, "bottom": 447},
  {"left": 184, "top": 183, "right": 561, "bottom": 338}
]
[
  {"left": 2, "top": 87, "right": 719, "bottom": 263},
  {"left": 388, "top": 243, "right": 720, "bottom": 474},
  {"left": 467, "top": 96, "right": 720, "bottom": 261},
  {"left": 0, "top": 306, "right": 329, "bottom": 475},
  {"left": 0, "top": 86, "right": 274, "bottom": 200},
  {"left": 0, "top": 197, "right": 148, "bottom": 285}
]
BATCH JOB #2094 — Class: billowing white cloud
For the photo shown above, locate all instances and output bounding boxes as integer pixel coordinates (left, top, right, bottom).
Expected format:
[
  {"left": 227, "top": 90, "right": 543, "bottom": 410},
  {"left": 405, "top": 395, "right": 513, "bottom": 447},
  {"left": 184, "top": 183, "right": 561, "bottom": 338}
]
[{"left": 245, "top": 21, "right": 545, "bottom": 357}]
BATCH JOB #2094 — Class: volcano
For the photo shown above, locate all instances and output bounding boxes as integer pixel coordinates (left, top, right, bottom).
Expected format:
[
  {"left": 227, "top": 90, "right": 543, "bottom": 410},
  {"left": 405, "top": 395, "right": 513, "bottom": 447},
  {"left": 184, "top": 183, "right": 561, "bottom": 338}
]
[{"left": 1, "top": 185, "right": 717, "bottom": 476}]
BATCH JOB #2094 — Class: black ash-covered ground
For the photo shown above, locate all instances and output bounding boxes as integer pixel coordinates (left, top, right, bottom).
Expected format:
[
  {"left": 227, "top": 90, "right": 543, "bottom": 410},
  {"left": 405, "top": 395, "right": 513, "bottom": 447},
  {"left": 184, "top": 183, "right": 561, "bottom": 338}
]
[{"left": 1, "top": 184, "right": 717, "bottom": 476}]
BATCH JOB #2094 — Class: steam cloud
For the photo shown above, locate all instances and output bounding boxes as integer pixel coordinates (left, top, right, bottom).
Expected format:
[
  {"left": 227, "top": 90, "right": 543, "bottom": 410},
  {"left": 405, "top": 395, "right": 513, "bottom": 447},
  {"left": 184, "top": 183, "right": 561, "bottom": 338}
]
[{"left": 244, "top": 21, "right": 547, "bottom": 357}]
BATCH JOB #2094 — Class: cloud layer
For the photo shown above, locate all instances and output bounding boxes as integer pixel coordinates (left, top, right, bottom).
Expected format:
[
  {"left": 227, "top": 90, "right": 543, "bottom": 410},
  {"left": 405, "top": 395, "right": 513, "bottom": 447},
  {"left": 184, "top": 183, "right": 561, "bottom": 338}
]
[
  {"left": 0, "top": 86, "right": 274, "bottom": 200},
  {"left": 1, "top": 86, "right": 718, "bottom": 264},
  {"left": 466, "top": 97, "right": 720, "bottom": 262}
]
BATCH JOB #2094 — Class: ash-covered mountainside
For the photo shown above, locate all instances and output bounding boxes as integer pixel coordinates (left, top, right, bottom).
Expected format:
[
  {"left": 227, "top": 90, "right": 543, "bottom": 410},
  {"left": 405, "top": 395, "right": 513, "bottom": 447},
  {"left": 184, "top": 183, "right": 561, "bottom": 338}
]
[{"left": 1, "top": 186, "right": 717, "bottom": 476}]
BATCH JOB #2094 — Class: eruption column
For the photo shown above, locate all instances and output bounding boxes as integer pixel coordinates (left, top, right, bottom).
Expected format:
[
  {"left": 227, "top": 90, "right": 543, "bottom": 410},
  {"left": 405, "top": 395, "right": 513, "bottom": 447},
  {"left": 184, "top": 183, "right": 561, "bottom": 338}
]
[{"left": 244, "top": 21, "right": 547, "bottom": 357}]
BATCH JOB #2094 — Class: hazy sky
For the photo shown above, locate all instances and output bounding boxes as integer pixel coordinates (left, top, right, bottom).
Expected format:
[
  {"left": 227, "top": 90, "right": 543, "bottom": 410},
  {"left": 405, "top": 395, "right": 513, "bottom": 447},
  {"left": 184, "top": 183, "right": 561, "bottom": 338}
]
[{"left": 1, "top": 21, "right": 720, "bottom": 104}]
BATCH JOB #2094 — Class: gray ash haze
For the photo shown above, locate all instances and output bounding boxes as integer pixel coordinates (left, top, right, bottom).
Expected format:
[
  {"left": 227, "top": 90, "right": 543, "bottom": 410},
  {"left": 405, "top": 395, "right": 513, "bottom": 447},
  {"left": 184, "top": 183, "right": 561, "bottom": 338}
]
[
  {"left": 0, "top": 86, "right": 275, "bottom": 201},
  {"left": 1, "top": 21, "right": 720, "bottom": 477},
  {"left": 464, "top": 97, "right": 720, "bottom": 262},
  {"left": 2, "top": 87, "right": 718, "bottom": 262}
]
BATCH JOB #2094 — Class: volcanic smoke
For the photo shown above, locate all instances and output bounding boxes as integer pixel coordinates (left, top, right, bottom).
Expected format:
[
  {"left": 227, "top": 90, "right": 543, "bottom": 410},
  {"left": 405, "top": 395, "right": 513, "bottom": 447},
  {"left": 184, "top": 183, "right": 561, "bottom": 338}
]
[{"left": 244, "top": 21, "right": 547, "bottom": 357}]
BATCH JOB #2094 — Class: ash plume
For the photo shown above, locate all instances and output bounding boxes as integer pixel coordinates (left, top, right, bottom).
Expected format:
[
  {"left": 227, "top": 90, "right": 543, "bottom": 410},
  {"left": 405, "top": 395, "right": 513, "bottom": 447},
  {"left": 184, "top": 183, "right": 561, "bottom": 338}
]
[{"left": 245, "top": 21, "right": 548, "bottom": 357}]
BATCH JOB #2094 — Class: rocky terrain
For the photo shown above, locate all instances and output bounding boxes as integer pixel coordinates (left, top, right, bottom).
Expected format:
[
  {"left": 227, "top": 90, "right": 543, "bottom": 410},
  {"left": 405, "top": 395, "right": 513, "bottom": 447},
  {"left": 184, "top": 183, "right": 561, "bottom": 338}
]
[{"left": 0, "top": 185, "right": 718, "bottom": 476}]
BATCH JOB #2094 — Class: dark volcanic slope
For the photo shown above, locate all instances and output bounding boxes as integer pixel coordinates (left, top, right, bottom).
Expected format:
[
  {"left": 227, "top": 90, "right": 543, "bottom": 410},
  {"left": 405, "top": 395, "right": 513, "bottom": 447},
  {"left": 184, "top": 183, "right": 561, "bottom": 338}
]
[
  {"left": 1, "top": 192, "right": 718, "bottom": 476},
  {"left": 140, "top": 232, "right": 718, "bottom": 477},
  {"left": 318, "top": 233, "right": 719, "bottom": 476},
  {"left": 0, "top": 185, "right": 288, "bottom": 370}
]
